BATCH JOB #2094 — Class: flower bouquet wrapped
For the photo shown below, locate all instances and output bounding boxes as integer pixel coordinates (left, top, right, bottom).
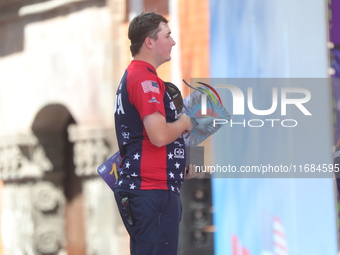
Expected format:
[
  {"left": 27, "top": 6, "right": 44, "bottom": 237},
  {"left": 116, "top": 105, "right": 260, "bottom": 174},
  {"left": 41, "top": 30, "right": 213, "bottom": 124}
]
[{"left": 182, "top": 80, "right": 231, "bottom": 146}]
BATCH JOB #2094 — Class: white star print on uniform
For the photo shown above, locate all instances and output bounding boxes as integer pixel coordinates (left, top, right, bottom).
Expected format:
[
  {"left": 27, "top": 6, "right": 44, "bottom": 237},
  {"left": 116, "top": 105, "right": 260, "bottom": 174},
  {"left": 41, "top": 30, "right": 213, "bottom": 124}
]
[
  {"left": 134, "top": 153, "right": 140, "bottom": 160},
  {"left": 118, "top": 180, "right": 123, "bottom": 186},
  {"left": 168, "top": 152, "right": 173, "bottom": 159},
  {"left": 126, "top": 161, "right": 130, "bottom": 168},
  {"left": 171, "top": 185, "right": 175, "bottom": 191},
  {"left": 169, "top": 172, "right": 175, "bottom": 178},
  {"left": 180, "top": 172, "right": 183, "bottom": 178},
  {"left": 129, "top": 183, "right": 136, "bottom": 189},
  {"left": 174, "top": 162, "right": 180, "bottom": 169},
  {"left": 131, "top": 172, "right": 138, "bottom": 177}
]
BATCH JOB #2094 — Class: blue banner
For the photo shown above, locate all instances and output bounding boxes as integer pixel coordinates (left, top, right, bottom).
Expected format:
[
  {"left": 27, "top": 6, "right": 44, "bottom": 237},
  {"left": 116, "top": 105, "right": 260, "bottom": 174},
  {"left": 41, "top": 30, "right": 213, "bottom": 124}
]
[{"left": 209, "top": 0, "right": 337, "bottom": 254}]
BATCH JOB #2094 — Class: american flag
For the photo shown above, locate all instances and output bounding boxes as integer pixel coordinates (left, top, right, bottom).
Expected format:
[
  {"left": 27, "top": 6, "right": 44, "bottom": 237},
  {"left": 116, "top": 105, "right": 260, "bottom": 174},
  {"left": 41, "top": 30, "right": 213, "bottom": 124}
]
[
  {"left": 232, "top": 235, "right": 250, "bottom": 255},
  {"left": 273, "top": 217, "right": 288, "bottom": 255},
  {"left": 141, "top": 80, "right": 160, "bottom": 94}
]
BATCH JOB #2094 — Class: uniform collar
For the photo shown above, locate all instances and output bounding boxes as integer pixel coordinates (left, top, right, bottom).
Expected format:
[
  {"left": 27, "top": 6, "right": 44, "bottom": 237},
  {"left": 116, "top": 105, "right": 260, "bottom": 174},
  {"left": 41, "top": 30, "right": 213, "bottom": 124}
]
[{"left": 131, "top": 60, "right": 157, "bottom": 75}]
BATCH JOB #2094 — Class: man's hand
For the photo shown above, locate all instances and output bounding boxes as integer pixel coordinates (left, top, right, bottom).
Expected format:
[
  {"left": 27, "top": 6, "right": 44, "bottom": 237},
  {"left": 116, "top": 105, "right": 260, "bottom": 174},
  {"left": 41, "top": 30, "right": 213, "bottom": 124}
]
[
  {"left": 184, "top": 164, "right": 202, "bottom": 179},
  {"left": 179, "top": 113, "right": 192, "bottom": 134}
]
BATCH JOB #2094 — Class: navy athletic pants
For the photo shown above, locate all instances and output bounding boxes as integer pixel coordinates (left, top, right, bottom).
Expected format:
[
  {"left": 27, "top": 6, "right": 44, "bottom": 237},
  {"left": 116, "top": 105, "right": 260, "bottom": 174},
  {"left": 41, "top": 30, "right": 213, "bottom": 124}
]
[{"left": 114, "top": 188, "right": 182, "bottom": 255}]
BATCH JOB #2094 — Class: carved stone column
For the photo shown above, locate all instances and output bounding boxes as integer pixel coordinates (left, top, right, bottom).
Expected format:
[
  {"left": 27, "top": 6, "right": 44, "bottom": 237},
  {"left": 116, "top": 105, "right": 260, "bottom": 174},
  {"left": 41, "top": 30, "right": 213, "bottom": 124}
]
[
  {"left": 0, "top": 134, "right": 66, "bottom": 255},
  {"left": 68, "top": 124, "right": 128, "bottom": 255}
]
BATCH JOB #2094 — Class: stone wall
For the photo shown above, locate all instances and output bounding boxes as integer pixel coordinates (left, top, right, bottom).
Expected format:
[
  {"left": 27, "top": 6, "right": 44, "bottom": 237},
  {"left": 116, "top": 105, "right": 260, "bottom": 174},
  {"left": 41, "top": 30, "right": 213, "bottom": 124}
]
[{"left": 0, "top": 0, "right": 129, "bottom": 254}]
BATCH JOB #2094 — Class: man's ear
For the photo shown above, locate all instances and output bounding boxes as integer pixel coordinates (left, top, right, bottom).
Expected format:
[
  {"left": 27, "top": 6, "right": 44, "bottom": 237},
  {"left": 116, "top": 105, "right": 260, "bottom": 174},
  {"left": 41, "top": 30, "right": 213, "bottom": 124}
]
[{"left": 144, "top": 37, "right": 154, "bottom": 50}]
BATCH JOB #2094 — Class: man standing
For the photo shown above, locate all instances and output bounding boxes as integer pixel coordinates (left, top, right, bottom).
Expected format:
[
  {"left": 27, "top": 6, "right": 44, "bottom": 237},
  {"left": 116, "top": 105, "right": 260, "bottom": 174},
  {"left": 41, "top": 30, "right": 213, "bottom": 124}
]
[{"left": 113, "top": 12, "right": 192, "bottom": 255}]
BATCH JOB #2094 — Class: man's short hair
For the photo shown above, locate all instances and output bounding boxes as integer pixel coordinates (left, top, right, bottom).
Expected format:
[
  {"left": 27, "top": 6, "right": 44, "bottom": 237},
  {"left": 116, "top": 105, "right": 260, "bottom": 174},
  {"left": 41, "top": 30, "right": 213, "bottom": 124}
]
[{"left": 128, "top": 12, "right": 168, "bottom": 57}]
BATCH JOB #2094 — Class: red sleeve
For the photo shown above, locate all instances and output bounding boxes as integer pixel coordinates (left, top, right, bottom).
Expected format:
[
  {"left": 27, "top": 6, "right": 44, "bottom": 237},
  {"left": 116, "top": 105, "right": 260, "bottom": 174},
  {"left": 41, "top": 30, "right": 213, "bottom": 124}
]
[{"left": 128, "top": 77, "right": 166, "bottom": 120}]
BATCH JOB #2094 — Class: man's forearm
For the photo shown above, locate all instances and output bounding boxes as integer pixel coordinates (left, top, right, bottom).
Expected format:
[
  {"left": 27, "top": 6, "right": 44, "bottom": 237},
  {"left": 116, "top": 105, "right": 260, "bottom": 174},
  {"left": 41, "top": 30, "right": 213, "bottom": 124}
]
[{"left": 143, "top": 111, "right": 191, "bottom": 147}]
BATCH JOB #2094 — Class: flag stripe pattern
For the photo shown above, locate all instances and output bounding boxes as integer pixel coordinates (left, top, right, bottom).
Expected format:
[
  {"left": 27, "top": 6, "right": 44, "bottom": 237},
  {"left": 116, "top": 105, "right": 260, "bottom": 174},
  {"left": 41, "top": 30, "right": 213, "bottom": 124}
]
[
  {"left": 141, "top": 80, "right": 160, "bottom": 94},
  {"left": 273, "top": 217, "right": 288, "bottom": 255}
]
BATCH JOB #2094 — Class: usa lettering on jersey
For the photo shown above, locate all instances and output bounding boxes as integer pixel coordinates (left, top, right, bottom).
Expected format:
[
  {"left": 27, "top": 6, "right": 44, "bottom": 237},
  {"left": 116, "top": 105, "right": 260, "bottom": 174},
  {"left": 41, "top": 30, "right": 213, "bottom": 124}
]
[
  {"left": 114, "top": 93, "right": 125, "bottom": 114},
  {"left": 141, "top": 80, "right": 160, "bottom": 94}
]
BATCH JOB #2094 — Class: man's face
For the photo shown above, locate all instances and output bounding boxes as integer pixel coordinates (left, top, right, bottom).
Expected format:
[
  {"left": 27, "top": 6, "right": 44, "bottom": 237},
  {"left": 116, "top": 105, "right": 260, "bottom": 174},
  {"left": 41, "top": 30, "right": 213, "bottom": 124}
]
[{"left": 152, "top": 22, "right": 176, "bottom": 65}]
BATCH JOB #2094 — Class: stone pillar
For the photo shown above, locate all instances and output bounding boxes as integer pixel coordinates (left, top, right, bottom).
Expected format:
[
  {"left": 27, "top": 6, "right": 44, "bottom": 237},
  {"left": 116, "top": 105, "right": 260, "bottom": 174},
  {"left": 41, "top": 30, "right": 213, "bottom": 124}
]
[
  {"left": 68, "top": 124, "right": 128, "bottom": 255},
  {"left": 0, "top": 134, "right": 66, "bottom": 255}
]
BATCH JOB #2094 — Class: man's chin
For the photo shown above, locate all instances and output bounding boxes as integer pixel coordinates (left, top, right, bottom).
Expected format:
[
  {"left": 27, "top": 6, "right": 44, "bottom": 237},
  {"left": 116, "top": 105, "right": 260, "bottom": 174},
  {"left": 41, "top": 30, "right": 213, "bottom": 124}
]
[
  {"left": 159, "top": 56, "right": 171, "bottom": 66},
  {"left": 162, "top": 58, "right": 171, "bottom": 64}
]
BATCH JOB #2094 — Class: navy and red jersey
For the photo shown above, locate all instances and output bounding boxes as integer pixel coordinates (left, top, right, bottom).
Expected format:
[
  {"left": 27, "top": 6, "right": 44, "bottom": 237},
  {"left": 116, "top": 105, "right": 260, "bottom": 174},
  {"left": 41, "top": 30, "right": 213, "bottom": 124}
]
[{"left": 113, "top": 60, "right": 186, "bottom": 194}]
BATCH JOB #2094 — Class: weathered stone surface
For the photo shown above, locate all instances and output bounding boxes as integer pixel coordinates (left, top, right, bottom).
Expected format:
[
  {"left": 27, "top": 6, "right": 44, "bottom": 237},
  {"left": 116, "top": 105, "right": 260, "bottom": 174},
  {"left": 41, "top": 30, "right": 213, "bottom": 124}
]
[{"left": 0, "top": 0, "right": 131, "bottom": 254}]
